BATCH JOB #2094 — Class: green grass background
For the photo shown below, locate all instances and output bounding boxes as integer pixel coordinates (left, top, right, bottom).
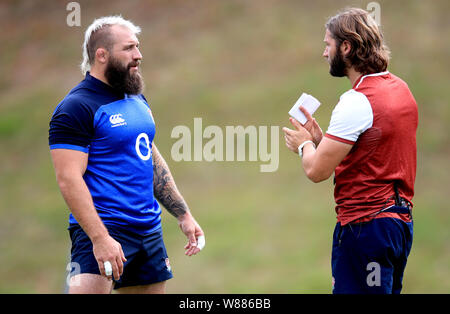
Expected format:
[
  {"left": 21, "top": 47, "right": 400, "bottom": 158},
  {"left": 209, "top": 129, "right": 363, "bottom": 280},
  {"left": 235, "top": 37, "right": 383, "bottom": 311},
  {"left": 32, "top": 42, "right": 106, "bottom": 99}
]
[{"left": 0, "top": 0, "right": 449, "bottom": 293}]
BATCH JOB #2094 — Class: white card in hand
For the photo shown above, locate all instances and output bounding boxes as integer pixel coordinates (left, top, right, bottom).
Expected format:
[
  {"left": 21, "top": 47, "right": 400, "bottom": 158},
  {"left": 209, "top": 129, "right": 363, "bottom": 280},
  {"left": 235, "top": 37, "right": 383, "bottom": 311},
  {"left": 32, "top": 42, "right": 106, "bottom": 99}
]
[{"left": 288, "top": 93, "right": 321, "bottom": 125}]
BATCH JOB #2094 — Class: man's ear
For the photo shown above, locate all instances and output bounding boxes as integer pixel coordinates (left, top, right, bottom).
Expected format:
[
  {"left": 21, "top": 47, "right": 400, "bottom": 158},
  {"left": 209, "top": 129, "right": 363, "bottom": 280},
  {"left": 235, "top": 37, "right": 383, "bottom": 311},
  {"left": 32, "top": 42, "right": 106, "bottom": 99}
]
[
  {"left": 340, "top": 40, "right": 352, "bottom": 57},
  {"left": 95, "top": 48, "right": 109, "bottom": 65}
]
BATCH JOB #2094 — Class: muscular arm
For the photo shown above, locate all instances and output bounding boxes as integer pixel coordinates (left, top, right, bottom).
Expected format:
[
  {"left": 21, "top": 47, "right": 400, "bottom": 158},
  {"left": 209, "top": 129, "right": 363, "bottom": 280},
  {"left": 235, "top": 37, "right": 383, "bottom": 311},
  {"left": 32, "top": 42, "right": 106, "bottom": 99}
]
[
  {"left": 51, "top": 149, "right": 108, "bottom": 240},
  {"left": 152, "top": 143, "right": 189, "bottom": 218},
  {"left": 283, "top": 118, "right": 353, "bottom": 183},
  {"left": 152, "top": 143, "right": 204, "bottom": 256},
  {"left": 301, "top": 137, "right": 353, "bottom": 182},
  {"left": 50, "top": 148, "right": 125, "bottom": 279}
]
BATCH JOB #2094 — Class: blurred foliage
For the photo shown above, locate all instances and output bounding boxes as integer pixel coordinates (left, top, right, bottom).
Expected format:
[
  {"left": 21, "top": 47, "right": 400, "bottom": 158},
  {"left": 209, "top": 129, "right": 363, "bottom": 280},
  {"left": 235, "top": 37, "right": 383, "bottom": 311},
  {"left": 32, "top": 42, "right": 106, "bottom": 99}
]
[{"left": 0, "top": 0, "right": 449, "bottom": 293}]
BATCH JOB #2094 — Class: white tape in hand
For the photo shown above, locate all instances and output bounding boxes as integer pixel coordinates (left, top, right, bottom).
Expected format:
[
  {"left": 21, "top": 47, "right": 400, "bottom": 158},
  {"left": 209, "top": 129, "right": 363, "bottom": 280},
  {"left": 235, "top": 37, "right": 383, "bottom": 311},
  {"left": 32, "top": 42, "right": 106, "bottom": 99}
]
[
  {"left": 104, "top": 261, "right": 112, "bottom": 276},
  {"left": 196, "top": 235, "right": 206, "bottom": 251}
]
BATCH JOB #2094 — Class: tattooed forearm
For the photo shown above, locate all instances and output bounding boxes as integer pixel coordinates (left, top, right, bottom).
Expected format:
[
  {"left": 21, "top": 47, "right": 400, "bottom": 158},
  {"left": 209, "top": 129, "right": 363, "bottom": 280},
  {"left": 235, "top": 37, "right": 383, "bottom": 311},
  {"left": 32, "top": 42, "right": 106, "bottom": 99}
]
[{"left": 152, "top": 144, "right": 189, "bottom": 218}]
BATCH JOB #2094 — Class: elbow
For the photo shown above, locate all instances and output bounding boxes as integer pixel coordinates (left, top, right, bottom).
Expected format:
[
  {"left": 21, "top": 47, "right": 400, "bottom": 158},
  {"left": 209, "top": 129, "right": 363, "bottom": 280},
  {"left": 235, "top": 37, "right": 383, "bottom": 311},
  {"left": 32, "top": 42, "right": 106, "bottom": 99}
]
[
  {"left": 56, "top": 175, "right": 73, "bottom": 192},
  {"left": 305, "top": 168, "right": 331, "bottom": 183},
  {"left": 55, "top": 171, "right": 81, "bottom": 191},
  {"left": 308, "top": 173, "right": 326, "bottom": 183}
]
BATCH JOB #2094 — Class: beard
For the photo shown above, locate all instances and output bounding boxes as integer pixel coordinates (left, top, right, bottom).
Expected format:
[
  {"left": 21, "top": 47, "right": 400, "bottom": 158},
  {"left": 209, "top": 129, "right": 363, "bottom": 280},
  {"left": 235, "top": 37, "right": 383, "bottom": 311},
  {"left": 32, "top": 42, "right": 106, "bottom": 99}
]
[
  {"left": 329, "top": 47, "right": 348, "bottom": 77},
  {"left": 104, "top": 55, "right": 144, "bottom": 95}
]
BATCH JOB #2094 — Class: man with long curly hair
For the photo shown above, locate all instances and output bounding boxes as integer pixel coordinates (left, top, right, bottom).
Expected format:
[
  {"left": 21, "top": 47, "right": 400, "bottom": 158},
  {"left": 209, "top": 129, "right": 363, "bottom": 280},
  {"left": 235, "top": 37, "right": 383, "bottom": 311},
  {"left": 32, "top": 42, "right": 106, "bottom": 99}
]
[{"left": 283, "top": 8, "right": 418, "bottom": 294}]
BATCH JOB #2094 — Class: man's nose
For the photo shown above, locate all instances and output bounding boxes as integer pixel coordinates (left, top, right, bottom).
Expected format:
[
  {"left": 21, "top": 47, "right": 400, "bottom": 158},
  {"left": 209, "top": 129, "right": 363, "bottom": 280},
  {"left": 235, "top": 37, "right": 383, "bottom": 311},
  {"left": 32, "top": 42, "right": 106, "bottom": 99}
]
[{"left": 134, "top": 48, "right": 142, "bottom": 60}]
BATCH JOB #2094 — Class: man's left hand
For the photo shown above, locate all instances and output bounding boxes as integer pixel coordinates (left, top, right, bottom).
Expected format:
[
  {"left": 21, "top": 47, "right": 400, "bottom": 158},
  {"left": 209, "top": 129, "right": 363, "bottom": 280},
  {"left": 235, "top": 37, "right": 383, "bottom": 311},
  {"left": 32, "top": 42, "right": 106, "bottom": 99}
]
[
  {"left": 178, "top": 212, "right": 205, "bottom": 256},
  {"left": 282, "top": 117, "right": 314, "bottom": 154}
]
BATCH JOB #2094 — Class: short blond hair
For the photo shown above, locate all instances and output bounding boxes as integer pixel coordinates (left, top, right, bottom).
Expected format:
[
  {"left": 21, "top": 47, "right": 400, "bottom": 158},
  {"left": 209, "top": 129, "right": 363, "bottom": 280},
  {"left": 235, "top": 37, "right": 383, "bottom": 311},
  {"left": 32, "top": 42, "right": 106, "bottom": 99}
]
[{"left": 80, "top": 15, "right": 141, "bottom": 75}]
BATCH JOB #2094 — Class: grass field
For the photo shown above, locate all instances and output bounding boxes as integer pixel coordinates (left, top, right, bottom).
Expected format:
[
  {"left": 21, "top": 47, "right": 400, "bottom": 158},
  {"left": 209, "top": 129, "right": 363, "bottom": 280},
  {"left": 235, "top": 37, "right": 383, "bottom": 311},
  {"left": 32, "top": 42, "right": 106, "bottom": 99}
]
[{"left": 0, "top": 0, "right": 449, "bottom": 293}]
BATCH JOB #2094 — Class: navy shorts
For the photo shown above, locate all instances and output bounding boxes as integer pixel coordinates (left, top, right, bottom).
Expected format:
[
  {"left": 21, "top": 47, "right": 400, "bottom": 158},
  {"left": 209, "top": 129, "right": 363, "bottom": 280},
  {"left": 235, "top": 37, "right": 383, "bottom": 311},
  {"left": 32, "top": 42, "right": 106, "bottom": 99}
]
[
  {"left": 69, "top": 224, "right": 173, "bottom": 289},
  {"left": 331, "top": 216, "right": 413, "bottom": 294}
]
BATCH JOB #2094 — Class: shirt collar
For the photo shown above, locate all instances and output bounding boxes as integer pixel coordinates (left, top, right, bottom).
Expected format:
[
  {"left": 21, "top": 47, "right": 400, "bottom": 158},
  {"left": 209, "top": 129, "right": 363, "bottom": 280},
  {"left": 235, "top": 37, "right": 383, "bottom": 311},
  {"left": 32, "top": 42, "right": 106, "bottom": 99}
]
[
  {"left": 85, "top": 71, "right": 125, "bottom": 98},
  {"left": 353, "top": 71, "right": 390, "bottom": 89}
]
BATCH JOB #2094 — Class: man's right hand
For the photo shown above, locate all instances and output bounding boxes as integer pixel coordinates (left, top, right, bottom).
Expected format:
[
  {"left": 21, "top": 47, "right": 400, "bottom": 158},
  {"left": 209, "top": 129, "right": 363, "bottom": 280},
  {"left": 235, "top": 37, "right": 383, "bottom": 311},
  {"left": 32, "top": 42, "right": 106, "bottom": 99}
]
[
  {"left": 299, "top": 106, "right": 323, "bottom": 146},
  {"left": 92, "top": 235, "right": 127, "bottom": 281}
]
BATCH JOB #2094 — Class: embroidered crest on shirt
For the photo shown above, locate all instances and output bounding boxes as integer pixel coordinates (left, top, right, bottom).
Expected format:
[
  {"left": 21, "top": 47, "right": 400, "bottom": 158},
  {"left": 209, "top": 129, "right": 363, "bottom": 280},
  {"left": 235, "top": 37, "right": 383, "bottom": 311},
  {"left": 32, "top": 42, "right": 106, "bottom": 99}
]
[{"left": 109, "top": 113, "right": 127, "bottom": 127}]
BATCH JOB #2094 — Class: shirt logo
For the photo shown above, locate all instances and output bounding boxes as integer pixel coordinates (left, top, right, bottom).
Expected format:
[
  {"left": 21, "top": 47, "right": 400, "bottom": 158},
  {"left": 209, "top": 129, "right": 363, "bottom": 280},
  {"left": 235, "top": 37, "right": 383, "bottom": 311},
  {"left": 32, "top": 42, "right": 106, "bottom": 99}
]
[{"left": 109, "top": 114, "right": 127, "bottom": 127}]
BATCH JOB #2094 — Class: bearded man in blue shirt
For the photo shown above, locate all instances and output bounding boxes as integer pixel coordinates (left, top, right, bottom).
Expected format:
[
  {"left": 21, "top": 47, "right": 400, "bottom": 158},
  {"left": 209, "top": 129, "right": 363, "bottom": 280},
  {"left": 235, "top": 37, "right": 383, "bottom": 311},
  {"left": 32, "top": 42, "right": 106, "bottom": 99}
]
[{"left": 49, "top": 16, "right": 205, "bottom": 294}]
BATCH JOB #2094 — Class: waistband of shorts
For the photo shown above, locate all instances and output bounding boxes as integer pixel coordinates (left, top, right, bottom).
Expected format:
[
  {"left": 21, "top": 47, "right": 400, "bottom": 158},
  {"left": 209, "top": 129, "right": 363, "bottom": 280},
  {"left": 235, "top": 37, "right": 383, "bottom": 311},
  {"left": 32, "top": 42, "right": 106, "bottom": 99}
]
[
  {"left": 68, "top": 222, "right": 162, "bottom": 238},
  {"left": 345, "top": 204, "right": 412, "bottom": 225}
]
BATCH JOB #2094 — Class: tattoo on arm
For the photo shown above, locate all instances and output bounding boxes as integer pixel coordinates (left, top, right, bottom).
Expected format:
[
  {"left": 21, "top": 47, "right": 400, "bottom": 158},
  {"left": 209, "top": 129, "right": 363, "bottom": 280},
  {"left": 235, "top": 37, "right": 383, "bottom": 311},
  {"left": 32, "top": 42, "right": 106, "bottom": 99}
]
[{"left": 152, "top": 144, "right": 188, "bottom": 218}]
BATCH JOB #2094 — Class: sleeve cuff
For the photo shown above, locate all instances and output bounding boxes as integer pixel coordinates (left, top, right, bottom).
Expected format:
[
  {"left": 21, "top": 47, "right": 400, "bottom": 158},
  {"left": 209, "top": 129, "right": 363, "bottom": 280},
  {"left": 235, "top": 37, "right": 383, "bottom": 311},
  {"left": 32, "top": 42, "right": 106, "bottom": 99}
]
[
  {"left": 49, "top": 143, "right": 89, "bottom": 153},
  {"left": 324, "top": 133, "right": 355, "bottom": 145}
]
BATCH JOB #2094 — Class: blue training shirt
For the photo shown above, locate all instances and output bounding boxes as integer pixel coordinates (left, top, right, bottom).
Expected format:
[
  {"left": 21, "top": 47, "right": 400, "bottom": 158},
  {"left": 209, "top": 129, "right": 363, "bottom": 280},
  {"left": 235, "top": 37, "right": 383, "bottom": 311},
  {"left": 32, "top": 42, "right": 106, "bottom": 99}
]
[{"left": 49, "top": 72, "right": 161, "bottom": 234}]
